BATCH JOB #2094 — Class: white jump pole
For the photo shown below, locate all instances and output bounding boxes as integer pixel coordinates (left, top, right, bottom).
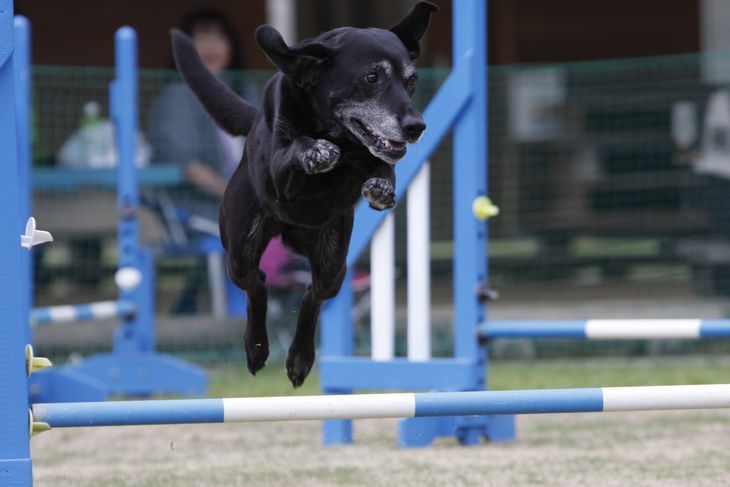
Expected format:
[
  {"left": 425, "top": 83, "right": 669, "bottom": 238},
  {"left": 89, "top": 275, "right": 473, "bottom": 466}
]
[
  {"left": 31, "top": 384, "right": 730, "bottom": 428},
  {"left": 407, "top": 162, "right": 431, "bottom": 361},
  {"left": 371, "top": 213, "right": 395, "bottom": 360}
]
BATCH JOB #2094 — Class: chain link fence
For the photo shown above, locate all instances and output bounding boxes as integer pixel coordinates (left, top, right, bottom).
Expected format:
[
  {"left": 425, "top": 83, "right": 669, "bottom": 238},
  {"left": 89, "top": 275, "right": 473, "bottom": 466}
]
[{"left": 29, "top": 54, "right": 730, "bottom": 362}]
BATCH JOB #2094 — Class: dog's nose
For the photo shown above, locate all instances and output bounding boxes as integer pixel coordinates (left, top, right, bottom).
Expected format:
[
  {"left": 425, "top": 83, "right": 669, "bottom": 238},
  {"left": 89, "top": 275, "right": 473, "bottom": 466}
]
[{"left": 402, "top": 116, "right": 426, "bottom": 140}]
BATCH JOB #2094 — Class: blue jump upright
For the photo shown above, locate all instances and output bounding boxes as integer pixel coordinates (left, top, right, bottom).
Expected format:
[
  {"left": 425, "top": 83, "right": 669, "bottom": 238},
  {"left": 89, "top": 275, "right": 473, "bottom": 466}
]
[
  {"left": 319, "top": 0, "right": 515, "bottom": 447},
  {"left": 14, "top": 15, "right": 31, "bottom": 348},
  {"left": 24, "top": 26, "right": 207, "bottom": 402},
  {"left": 0, "top": 1, "right": 33, "bottom": 483}
]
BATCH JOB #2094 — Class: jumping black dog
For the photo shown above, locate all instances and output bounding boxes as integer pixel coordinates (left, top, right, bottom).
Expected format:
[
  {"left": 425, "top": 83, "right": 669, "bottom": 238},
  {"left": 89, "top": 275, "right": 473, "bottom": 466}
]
[{"left": 171, "top": 1, "right": 437, "bottom": 387}]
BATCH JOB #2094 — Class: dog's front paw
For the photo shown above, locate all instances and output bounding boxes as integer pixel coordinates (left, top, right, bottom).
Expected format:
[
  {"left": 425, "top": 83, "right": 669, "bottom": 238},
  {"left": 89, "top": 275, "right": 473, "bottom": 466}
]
[
  {"left": 362, "top": 177, "right": 396, "bottom": 210},
  {"left": 299, "top": 139, "right": 340, "bottom": 174}
]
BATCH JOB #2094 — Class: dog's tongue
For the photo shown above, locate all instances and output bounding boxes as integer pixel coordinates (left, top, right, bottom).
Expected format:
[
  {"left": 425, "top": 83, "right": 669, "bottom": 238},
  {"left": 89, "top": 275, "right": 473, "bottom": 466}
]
[{"left": 384, "top": 139, "right": 406, "bottom": 150}]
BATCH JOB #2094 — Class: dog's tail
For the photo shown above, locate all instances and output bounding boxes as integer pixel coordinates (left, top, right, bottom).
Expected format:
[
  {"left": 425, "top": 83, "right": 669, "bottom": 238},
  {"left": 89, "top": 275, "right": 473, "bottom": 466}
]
[{"left": 170, "top": 29, "right": 257, "bottom": 136}]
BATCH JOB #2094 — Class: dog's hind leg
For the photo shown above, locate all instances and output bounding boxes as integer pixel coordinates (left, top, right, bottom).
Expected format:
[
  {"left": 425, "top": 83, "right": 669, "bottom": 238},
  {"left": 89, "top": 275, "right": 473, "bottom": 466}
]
[
  {"left": 282, "top": 211, "right": 354, "bottom": 387},
  {"left": 225, "top": 210, "right": 278, "bottom": 375}
]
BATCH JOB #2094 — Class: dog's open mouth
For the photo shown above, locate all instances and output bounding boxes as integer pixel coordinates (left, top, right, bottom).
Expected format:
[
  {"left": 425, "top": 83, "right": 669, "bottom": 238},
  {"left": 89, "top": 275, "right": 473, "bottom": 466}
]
[{"left": 351, "top": 119, "right": 407, "bottom": 161}]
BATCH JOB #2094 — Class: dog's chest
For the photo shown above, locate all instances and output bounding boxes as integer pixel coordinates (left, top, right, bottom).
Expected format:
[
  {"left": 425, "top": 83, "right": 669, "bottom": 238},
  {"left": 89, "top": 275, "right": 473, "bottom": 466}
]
[{"left": 275, "top": 164, "right": 365, "bottom": 226}]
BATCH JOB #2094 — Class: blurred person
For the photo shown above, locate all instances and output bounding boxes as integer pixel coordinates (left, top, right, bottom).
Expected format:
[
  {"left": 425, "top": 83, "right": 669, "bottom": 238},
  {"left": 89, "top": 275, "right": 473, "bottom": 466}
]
[
  {"left": 148, "top": 8, "right": 261, "bottom": 313},
  {"left": 148, "top": 7, "right": 254, "bottom": 220}
]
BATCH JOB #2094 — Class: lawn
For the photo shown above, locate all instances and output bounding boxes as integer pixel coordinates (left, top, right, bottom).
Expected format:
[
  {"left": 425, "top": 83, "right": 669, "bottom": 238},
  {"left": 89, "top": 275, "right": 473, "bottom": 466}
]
[{"left": 31, "top": 355, "right": 730, "bottom": 487}]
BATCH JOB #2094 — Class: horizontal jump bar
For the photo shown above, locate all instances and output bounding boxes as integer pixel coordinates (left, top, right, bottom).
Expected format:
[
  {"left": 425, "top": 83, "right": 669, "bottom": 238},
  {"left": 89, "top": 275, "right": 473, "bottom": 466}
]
[
  {"left": 479, "top": 319, "right": 730, "bottom": 340},
  {"left": 32, "top": 384, "right": 730, "bottom": 428},
  {"left": 30, "top": 300, "right": 136, "bottom": 326}
]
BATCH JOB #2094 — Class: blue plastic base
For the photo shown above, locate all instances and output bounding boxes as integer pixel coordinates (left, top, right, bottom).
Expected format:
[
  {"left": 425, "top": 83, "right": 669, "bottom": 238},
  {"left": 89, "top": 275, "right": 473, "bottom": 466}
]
[
  {"left": 32, "top": 352, "right": 207, "bottom": 402},
  {"left": 29, "top": 367, "right": 108, "bottom": 403},
  {"left": 319, "top": 357, "right": 481, "bottom": 390},
  {"left": 72, "top": 352, "right": 208, "bottom": 397},
  {"left": 398, "top": 414, "right": 516, "bottom": 447},
  {"left": 323, "top": 414, "right": 515, "bottom": 448},
  {"left": 0, "top": 458, "right": 33, "bottom": 487}
]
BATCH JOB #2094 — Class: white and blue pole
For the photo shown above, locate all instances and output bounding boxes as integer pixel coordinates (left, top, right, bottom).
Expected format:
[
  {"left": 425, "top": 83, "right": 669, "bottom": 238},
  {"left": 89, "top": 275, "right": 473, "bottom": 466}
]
[
  {"left": 30, "top": 300, "right": 136, "bottom": 327},
  {"left": 480, "top": 319, "right": 730, "bottom": 340},
  {"left": 32, "top": 384, "right": 730, "bottom": 428}
]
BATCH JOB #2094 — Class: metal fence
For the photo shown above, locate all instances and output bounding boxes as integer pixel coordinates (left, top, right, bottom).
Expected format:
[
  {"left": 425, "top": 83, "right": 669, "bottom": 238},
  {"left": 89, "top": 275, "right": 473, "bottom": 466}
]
[{"left": 28, "top": 53, "right": 730, "bottom": 361}]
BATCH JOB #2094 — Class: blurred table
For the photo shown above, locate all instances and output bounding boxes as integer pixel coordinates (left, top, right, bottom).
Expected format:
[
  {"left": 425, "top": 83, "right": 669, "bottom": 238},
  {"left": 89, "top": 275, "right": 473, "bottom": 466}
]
[{"left": 32, "top": 164, "right": 183, "bottom": 239}]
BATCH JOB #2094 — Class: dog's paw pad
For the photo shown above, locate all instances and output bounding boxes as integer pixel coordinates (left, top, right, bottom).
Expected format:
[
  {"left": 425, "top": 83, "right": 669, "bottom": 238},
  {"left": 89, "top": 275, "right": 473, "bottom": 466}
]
[
  {"left": 362, "top": 177, "right": 396, "bottom": 210},
  {"left": 285, "top": 346, "right": 315, "bottom": 388},
  {"left": 299, "top": 140, "right": 340, "bottom": 174}
]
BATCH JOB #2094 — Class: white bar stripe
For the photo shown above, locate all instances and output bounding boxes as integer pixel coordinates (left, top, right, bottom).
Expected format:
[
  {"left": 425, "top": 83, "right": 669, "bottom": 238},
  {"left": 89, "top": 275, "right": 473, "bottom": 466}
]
[
  {"left": 603, "top": 385, "right": 730, "bottom": 411},
  {"left": 89, "top": 301, "right": 121, "bottom": 319},
  {"left": 223, "top": 393, "right": 416, "bottom": 422},
  {"left": 48, "top": 305, "right": 78, "bottom": 323},
  {"left": 585, "top": 319, "right": 701, "bottom": 339}
]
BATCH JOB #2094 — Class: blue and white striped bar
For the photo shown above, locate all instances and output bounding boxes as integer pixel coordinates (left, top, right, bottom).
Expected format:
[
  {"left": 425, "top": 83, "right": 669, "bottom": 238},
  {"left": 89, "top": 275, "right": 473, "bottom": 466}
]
[
  {"left": 479, "top": 319, "right": 730, "bottom": 340},
  {"left": 30, "top": 300, "right": 136, "bottom": 326},
  {"left": 31, "top": 384, "right": 730, "bottom": 428}
]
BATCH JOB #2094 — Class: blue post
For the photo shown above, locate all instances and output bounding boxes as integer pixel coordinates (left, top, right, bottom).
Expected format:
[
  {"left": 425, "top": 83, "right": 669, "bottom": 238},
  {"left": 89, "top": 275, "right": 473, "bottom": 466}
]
[
  {"left": 13, "top": 15, "right": 31, "bottom": 348},
  {"left": 320, "top": 270, "right": 354, "bottom": 445},
  {"left": 400, "top": 0, "right": 513, "bottom": 446},
  {"left": 113, "top": 249, "right": 155, "bottom": 352},
  {"left": 451, "top": 0, "right": 510, "bottom": 444},
  {"left": 319, "top": 0, "right": 515, "bottom": 447},
  {"left": 111, "top": 26, "right": 143, "bottom": 352},
  {"left": 450, "top": 0, "right": 513, "bottom": 444},
  {"left": 0, "top": 1, "right": 34, "bottom": 483}
]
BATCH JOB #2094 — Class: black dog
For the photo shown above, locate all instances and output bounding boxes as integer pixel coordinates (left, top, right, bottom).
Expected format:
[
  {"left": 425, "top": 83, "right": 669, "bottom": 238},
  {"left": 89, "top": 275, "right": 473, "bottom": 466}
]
[{"left": 171, "top": 1, "right": 437, "bottom": 387}]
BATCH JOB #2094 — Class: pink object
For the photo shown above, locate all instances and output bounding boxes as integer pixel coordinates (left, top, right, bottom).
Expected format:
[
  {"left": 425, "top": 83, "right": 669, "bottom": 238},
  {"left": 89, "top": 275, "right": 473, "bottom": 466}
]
[
  {"left": 259, "top": 236, "right": 371, "bottom": 292},
  {"left": 259, "top": 237, "right": 294, "bottom": 287}
]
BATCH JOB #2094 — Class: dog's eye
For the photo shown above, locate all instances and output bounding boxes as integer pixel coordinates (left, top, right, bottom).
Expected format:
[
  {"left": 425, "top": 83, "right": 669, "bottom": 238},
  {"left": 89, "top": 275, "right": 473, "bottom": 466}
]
[
  {"left": 365, "top": 72, "right": 379, "bottom": 84},
  {"left": 407, "top": 75, "right": 418, "bottom": 89}
]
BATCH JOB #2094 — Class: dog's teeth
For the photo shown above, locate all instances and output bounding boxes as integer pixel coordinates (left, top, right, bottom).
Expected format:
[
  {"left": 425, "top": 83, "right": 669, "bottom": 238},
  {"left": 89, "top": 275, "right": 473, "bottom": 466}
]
[{"left": 384, "top": 139, "right": 405, "bottom": 150}]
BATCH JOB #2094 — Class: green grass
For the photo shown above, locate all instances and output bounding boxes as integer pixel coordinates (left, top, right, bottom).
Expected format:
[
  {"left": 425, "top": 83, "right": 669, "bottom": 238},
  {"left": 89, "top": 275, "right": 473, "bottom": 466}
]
[
  {"left": 205, "top": 355, "right": 730, "bottom": 398},
  {"left": 206, "top": 364, "right": 321, "bottom": 398},
  {"left": 487, "top": 355, "right": 730, "bottom": 390}
]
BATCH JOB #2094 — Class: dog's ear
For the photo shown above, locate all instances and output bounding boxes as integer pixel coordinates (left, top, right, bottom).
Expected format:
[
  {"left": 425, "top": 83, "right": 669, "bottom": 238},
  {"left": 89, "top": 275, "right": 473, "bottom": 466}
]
[
  {"left": 389, "top": 1, "right": 439, "bottom": 60},
  {"left": 255, "top": 25, "right": 333, "bottom": 86}
]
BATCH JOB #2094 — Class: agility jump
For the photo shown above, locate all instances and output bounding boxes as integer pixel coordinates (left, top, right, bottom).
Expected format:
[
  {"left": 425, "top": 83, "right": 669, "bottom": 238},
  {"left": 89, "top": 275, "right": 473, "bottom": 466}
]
[
  {"left": 3, "top": 1, "right": 730, "bottom": 485},
  {"left": 30, "top": 384, "right": 730, "bottom": 430}
]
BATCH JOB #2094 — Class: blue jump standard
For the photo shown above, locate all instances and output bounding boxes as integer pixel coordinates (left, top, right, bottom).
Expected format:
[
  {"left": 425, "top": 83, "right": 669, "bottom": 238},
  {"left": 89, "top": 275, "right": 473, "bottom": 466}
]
[
  {"left": 31, "top": 384, "right": 730, "bottom": 428},
  {"left": 479, "top": 319, "right": 730, "bottom": 340}
]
